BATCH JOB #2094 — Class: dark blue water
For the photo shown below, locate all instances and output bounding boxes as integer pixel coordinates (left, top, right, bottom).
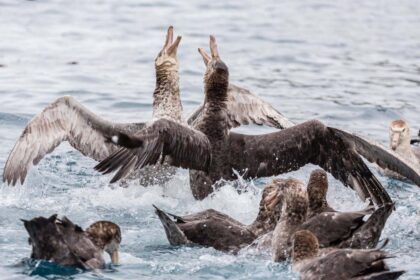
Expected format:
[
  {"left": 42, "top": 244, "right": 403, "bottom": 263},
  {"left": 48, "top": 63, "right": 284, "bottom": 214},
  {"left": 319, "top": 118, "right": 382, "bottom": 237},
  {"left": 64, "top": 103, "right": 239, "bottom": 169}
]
[{"left": 0, "top": 0, "right": 419, "bottom": 279}]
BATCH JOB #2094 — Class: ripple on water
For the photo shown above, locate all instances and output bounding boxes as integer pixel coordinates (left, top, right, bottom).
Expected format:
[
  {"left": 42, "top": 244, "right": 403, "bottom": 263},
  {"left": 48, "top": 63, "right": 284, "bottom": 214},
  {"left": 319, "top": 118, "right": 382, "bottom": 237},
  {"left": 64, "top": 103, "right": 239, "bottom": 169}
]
[{"left": 0, "top": 0, "right": 419, "bottom": 279}]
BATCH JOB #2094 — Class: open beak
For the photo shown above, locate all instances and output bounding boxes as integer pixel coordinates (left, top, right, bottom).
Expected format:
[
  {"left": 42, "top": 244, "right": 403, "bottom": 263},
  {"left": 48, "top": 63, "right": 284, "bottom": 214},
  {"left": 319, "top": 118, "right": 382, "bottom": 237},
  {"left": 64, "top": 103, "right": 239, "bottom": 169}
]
[
  {"left": 198, "top": 35, "right": 220, "bottom": 66},
  {"left": 163, "top": 26, "right": 182, "bottom": 56},
  {"left": 111, "top": 250, "right": 119, "bottom": 265},
  {"left": 198, "top": 48, "right": 211, "bottom": 65},
  {"left": 209, "top": 35, "right": 219, "bottom": 58}
]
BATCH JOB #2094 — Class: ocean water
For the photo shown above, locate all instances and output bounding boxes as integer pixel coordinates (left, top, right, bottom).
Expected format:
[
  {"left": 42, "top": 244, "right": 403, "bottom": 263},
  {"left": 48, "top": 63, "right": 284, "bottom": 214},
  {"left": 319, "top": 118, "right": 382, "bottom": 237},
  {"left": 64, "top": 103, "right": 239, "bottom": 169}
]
[{"left": 0, "top": 0, "right": 419, "bottom": 279}]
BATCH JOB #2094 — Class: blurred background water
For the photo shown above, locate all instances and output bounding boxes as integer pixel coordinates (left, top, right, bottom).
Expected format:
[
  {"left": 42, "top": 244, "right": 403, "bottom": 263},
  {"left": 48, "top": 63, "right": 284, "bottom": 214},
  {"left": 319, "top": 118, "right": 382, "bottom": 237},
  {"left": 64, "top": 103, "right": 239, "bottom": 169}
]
[{"left": 0, "top": 0, "right": 419, "bottom": 279}]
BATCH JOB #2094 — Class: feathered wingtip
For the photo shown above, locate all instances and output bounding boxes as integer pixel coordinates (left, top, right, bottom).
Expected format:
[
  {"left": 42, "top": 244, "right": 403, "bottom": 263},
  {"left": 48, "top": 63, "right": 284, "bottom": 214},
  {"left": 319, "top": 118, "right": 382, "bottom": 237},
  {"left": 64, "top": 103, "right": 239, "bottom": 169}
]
[{"left": 105, "top": 133, "right": 144, "bottom": 149}]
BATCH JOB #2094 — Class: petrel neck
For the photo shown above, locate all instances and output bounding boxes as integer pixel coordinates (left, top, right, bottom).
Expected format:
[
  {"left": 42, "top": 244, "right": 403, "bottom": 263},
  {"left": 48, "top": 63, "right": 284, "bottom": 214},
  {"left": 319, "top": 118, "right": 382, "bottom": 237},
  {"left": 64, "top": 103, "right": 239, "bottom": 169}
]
[
  {"left": 153, "top": 65, "right": 182, "bottom": 121},
  {"left": 204, "top": 84, "right": 228, "bottom": 106}
]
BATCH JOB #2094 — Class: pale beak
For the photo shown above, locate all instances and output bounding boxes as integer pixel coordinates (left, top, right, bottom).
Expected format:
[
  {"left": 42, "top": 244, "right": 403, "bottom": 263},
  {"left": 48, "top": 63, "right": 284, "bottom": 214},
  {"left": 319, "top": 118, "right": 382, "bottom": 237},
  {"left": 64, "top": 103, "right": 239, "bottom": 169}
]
[
  {"left": 209, "top": 35, "right": 219, "bottom": 58},
  {"left": 167, "top": 35, "right": 182, "bottom": 56},
  {"left": 391, "top": 133, "right": 400, "bottom": 150},
  {"left": 198, "top": 47, "right": 211, "bottom": 65},
  {"left": 111, "top": 250, "right": 119, "bottom": 265}
]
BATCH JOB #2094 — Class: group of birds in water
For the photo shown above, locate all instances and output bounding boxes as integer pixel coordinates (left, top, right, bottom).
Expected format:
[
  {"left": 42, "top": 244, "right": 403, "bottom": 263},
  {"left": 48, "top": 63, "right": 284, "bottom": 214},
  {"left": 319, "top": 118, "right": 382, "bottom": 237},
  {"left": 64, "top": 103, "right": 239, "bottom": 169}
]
[{"left": 2, "top": 26, "right": 419, "bottom": 279}]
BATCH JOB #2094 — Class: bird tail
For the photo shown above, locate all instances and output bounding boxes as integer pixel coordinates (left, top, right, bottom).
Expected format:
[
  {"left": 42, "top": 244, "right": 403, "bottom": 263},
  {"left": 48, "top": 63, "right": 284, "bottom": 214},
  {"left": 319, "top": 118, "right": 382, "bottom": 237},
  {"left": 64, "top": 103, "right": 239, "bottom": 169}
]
[{"left": 153, "top": 205, "right": 190, "bottom": 246}]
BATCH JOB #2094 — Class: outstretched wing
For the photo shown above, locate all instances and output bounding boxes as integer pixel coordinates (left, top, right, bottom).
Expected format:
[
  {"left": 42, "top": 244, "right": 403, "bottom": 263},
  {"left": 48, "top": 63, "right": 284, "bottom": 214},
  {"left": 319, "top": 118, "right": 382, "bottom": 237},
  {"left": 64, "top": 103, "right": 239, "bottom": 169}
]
[
  {"left": 3, "top": 96, "right": 144, "bottom": 185},
  {"left": 330, "top": 128, "right": 420, "bottom": 186},
  {"left": 188, "top": 84, "right": 294, "bottom": 129},
  {"left": 95, "top": 118, "right": 211, "bottom": 183},
  {"left": 227, "top": 120, "right": 393, "bottom": 206}
]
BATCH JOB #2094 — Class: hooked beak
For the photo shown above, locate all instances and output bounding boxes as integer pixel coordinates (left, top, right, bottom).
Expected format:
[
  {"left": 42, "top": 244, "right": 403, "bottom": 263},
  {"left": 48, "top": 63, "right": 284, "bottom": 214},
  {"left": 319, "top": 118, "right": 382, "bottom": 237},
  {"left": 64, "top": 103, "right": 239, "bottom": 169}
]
[
  {"left": 209, "top": 35, "right": 219, "bottom": 58},
  {"left": 110, "top": 250, "right": 119, "bottom": 265},
  {"left": 197, "top": 35, "right": 220, "bottom": 66},
  {"left": 198, "top": 48, "right": 211, "bottom": 65},
  {"left": 391, "top": 133, "right": 400, "bottom": 150},
  {"left": 163, "top": 26, "right": 182, "bottom": 56}
]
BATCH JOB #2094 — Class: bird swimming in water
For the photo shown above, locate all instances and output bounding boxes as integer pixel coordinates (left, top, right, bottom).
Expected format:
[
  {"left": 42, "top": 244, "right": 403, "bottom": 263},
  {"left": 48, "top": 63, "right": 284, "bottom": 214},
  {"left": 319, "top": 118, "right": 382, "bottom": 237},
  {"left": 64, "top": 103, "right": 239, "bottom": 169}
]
[
  {"left": 246, "top": 173, "right": 394, "bottom": 261},
  {"left": 22, "top": 215, "right": 121, "bottom": 269},
  {"left": 301, "top": 169, "right": 394, "bottom": 250},
  {"left": 153, "top": 178, "right": 288, "bottom": 253},
  {"left": 3, "top": 26, "right": 294, "bottom": 187},
  {"left": 291, "top": 230, "right": 404, "bottom": 280},
  {"left": 96, "top": 35, "right": 419, "bottom": 205},
  {"left": 381, "top": 120, "right": 420, "bottom": 180},
  {"left": 271, "top": 179, "right": 308, "bottom": 262},
  {"left": 251, "top": 172, "right": 392, "bottom": 259}
]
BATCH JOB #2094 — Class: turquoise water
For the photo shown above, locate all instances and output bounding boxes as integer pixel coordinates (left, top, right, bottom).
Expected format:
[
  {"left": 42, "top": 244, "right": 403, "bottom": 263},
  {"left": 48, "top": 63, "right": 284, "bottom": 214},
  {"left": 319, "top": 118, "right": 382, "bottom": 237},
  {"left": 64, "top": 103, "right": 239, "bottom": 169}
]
[{"left": 0, "top": 0, "right": 419, "bottom": 279}]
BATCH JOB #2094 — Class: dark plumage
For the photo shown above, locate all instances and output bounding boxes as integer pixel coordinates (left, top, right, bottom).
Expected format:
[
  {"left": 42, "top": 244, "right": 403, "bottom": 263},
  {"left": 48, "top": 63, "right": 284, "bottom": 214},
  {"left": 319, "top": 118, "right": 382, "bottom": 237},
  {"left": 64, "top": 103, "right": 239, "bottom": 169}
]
[
  {"left": 271, "top": 172, "right": 393, "bottom": 262},
  {"left": 96, "top": 35, "right": 420, "bottom": 203},
  {"left": 302, "top": 169, "right": 394, "bottom": 249},
  {"left": 3, "top": 26, "right": 294, "bottom": 187},
  {"left": 22, "top": 215, "right": 121, "bottom": 269},
  {"left": 95, "top": 119, "right": 212, "bottom": 183},
  {"left": 300, "top": 204, "right": 393, "bottom": 249},
  {"left": 85, "top": 221, "right": 122, "bottom": 265},
  {"left": 307, "top": 169, "right": 335, "bottom": 218},
  {"left": 154, "top": 178, "right": 287, "bottom": 253},
  {"left": 292, "top": 230, "right": 404, "bottom": 280},
  {"left": 272, "top": 180, "right": 308, "bottom": 261},
  {"left": 2, "top": 26, "right": 183, "bottom": 186}
]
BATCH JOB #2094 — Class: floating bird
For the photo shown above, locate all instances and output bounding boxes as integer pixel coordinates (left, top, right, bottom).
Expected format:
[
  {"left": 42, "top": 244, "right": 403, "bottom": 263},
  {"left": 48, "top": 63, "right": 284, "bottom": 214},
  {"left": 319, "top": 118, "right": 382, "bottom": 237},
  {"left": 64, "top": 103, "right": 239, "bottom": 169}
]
[
  {"left": 291, "top": 230, "right": 404, "bottom": 280},
  {"left": 97, "top": 35, "right": 419, "bottom": 204},
  {"left": 22, "top": 215, "right": 121, "bottom": 269},
  {"left": 381, "top": 120, "right": 420, "bottom": 180},
  {"left": 301, "top": 169, "right": 394, "bottom": 249},
  {"left": 272, "top": 179, "right": 308, "bottom": 262},
  {"left": 270, "top": 172, "right": 393, "bottom": 261},
  {"left": 153, "top": 178, "right": 287, "bottom": 253}
]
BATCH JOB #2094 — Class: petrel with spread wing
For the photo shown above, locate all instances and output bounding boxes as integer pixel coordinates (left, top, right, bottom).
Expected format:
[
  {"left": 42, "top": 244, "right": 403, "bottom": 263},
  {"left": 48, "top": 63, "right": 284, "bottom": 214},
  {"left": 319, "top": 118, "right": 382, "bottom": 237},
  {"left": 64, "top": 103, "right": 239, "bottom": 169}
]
[{"left": 96, "top": 35, "right": 419, "bottom": 203}]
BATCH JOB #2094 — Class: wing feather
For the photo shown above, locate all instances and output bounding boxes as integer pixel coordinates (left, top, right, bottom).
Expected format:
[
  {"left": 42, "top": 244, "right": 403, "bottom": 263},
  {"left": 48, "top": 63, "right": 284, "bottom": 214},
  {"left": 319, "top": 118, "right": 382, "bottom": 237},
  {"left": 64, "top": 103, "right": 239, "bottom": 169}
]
[
  {"left": 3, "top": 96, "right": 144, "bottom": 185},
  {"left": 187, "top": 84, "right": 294, "bottom": 129},
  {"left": 330, "top": 128, "right": 420, "bottom": 186},
  {"left": 95, "top": 118, "right": 211, "bottom": 183},
  {"left": 228, "top": 120, "right": 392, "bottom": 206}
]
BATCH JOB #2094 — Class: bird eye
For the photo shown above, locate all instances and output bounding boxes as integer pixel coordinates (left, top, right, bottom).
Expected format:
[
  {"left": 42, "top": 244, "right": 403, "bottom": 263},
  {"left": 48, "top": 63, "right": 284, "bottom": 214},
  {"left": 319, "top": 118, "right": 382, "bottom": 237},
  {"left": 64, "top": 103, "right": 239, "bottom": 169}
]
[{"left": 402, "top": 128, "right": 406, "bottom": 132}]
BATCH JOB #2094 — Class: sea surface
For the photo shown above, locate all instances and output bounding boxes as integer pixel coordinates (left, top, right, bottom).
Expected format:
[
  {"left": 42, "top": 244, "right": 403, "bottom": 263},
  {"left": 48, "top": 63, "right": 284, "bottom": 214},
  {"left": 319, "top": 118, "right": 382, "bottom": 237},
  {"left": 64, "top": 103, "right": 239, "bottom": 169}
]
[{"left": 0, "top": 0, "right": 419, "bottom": 279}]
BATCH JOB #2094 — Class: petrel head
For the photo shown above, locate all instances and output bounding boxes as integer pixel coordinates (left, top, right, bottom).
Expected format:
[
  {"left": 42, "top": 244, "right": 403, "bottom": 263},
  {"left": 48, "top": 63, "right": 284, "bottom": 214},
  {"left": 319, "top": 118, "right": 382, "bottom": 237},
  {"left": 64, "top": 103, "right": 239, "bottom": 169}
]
[
  {"left": 307, "top": 169, "right": 328, "bottom": 211},
  {"left": 198, "top": 35, "right": 229, "bottom": 96},
  {"left": 85, "top": 221, "right": 122, "bottom": 265},
  {"left": 155, "top": 26, "right": 182, "bottom": 68},
  {"left": 252, "top": 178, "right": 306, "bottom": 233},
  {"left": 389, "top": 119, "right": 410, "bottom": 150}
]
